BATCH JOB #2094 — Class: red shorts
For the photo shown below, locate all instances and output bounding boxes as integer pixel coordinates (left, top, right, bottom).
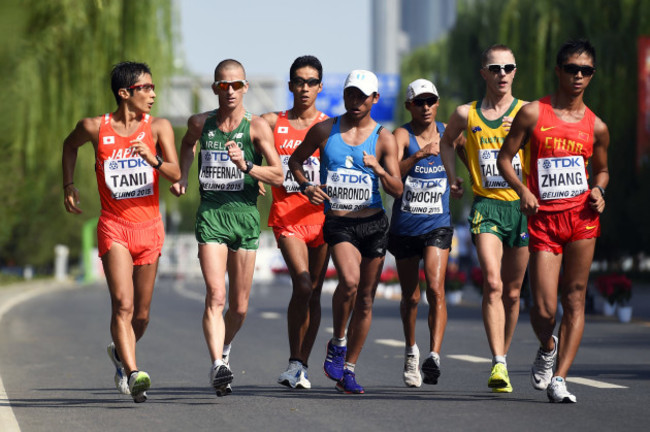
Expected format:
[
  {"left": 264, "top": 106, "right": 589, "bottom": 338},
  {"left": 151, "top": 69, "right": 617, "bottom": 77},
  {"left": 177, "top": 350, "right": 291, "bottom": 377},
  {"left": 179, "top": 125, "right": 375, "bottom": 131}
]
[
  {"left": 272, "top": 224, "right": 325, "bottom": 248},
  {"left": 528, "top": 204, "right": 600, "bottom": 254},
  {"left": 97, "top": 211, "right": 164, "bottom": 265}
]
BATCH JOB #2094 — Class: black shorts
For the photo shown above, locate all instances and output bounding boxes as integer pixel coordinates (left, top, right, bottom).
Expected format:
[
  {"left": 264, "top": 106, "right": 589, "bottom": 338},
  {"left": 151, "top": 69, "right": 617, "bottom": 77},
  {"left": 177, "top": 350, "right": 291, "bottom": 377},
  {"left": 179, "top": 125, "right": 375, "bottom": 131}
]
[
  {"left": 388, "top": 226, "right": 453, "bottom": 260},
  {"left": 323, "top": 211, "right": 389, "bottom": 258}
]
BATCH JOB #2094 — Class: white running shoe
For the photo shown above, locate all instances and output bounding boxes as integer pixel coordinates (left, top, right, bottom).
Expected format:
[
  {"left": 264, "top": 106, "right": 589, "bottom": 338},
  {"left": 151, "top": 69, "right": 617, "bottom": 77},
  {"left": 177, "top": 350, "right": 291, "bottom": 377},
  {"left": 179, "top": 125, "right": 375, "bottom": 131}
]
[
  {"left": 531, "top": 335, "right": 558, "bottom": 390},
  {"left": 128, "top": 371, "right": 151, "bottom": 403},
  {"left": 278, "top": 361, "right": 303, "bottom": 388},
  {"left": 209, "top": 363, "right": 234, "bottom": 397},
  {"left": 547, "top": 376, "right": 577, "bottom": 403},
  {"left": 403, "top": 354, "right": 422, "bottom": 388},
  {"left": 106, "top": 342, "right": 130, "bottom": 395},
  {"left": 296, "top": 365, "right": 311, "bottom": 389}
]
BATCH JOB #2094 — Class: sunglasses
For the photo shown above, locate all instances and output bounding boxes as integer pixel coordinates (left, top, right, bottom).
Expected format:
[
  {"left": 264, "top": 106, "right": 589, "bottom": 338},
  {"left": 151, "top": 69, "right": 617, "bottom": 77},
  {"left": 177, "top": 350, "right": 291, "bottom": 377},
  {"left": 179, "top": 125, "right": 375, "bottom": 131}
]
[
  {"left": 214, "top": 80, "right": 248, "bottom": 91},
  {"left": 411, "top": 96, "right": 439, "bottom": 107},
  {"left": 484, "top": 63, "right": 517, "bottom": 74},
  {"left": 562, "top": 64, "right": 595, "bottom": 76},
  {"left": 128, "top": 83, "right": 155, "bottom": 92},
  {"left": 291, "top": 77, "right": 321, "bottom": 87}
]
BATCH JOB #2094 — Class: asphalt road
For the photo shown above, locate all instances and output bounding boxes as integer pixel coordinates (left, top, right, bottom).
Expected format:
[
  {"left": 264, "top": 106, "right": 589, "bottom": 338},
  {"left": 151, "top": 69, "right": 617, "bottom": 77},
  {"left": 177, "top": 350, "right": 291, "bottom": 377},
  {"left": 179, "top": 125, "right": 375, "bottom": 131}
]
[{"left": 1, "top": 276, "right": 649, "bottom": 432}]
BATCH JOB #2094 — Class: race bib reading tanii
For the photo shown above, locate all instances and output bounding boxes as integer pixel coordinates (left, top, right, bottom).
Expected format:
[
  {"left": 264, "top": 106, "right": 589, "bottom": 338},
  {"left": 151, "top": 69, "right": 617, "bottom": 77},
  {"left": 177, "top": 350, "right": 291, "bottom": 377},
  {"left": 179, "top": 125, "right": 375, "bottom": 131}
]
[
  {"left": 281, "top": 155, "right": 319, "bottom": 193},
  {"left": 325, "top": 168, "right": 372, "bottom": 211},
  {"left": 104, "top": 156, "right": 154, "bottom": 200},
  {"left": 199, "top": 149, "right": 244, "bottom": 191},
  {"left": 401, "top": 176, "right": 446, "bottom": 215},
  {"left": 537, "top": 155, "right": 588, "bottom": 200},
  {"left": 478, "top": 149, "right": 522, "bottom": 188}
]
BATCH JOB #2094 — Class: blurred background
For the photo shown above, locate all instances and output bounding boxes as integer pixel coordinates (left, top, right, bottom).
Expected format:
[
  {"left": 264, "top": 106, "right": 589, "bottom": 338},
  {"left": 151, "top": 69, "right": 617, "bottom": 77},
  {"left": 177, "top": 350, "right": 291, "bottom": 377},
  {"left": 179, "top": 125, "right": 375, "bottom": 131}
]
[{"left": 1, "top": 0, "right": 649, "bottom": 285}]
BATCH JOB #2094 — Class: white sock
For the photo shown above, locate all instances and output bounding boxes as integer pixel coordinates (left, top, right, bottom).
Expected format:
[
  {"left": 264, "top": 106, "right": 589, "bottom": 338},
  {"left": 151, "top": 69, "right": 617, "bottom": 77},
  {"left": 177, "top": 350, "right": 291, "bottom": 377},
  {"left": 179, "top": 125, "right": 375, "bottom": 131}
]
[
  {"left": 222, "top": 344, "right": 231, "bottom": 356},
  {"left": 406, "top": 344, "right": 419, "bottom": 356},
  {"left": 429, "top": 351, "right": 440, "bottom": 361},
  {"left": 344, "top": 362, "right": 355, "bottom": 373},
  {"left": 332, "top": 337, "right": 347, "bottom": 347},
  {"left": 494, "top": 355, "right": 507, "bottom": 366}
]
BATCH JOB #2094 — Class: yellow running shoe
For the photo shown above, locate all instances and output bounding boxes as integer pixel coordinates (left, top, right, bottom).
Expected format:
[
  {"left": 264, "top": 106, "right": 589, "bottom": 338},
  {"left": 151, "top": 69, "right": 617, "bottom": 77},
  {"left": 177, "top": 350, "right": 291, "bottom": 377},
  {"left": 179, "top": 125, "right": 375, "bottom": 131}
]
[
  {"left": 492, "top": 379, "right": 513, "bottom": 393},
  {"left": 488, "top": 363, "right": 509, "bottom": 389}
]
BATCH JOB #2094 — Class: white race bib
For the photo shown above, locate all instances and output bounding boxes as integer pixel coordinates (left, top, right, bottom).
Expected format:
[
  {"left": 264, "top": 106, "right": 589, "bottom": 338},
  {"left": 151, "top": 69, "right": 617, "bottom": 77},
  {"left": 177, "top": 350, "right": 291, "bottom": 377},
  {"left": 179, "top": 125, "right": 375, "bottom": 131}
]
[
  {"left": 104, "top": 156, "right": 154, "bottom": 200},
  {"left": 199, "top": 149, "right": 244, "bottom": 191},
  {"left": 401, "top": 176, "right": 446, "bottom": 215},
  {"left": 326, "top": 168, "right": 372, "bottom": 211},
  {"left": 478, "top": 149, "right": 522, "bottom": 188},
  {"left": 281, "top": 155, "right": 319, "bottom": 193},
  {"left": 537, "top": 155, "right": 588, "bottom": 200}
]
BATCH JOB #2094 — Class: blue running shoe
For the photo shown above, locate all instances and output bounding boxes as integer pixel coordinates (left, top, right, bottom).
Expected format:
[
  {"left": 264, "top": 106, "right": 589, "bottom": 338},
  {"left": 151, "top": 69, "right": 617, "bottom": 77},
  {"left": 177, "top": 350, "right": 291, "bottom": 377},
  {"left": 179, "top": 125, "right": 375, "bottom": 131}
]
[
  {"left": 323, "top": 341, "right": 346, "bottom": 381},
  {"left": 335, "top": 370, "right": 365, "bottom": 394}
]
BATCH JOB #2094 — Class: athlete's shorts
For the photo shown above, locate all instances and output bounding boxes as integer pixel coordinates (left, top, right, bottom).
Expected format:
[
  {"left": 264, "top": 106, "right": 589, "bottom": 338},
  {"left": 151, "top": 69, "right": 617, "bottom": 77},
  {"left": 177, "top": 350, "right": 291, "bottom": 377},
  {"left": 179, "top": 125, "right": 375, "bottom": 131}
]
[
  {"left": 97, "top": 211, "right": 164, "bottom": 265},
  {"left": 388, "top": 226, "right": 453, "bottom": 260},
  {"left": 272, "top": 224, "right": 325, "bottom": 248},
  {"left": 323, "top": 211, "right": 388, "bottom": 258},
  {"left": 528, "top": 203, "right": 600, "bottom": 254},
  {"left": 468, "top": 197, "right": 529, "bottom": 248},
  {"left": 195, "top": 203, "right": 260, "bottom": 251}
]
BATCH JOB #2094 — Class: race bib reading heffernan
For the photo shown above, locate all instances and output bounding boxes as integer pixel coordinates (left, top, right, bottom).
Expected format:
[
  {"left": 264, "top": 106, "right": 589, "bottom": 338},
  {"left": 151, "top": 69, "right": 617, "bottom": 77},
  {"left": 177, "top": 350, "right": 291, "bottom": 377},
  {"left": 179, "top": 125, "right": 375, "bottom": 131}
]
[
  {"left": 199, "top": 149, "right": 244, "bottom": 191},
  {"left": 478, "top": 149, "right": 522, "bottom": 188},
  {"left": 537, "top": 155, "right": 588, "bottom": 200},
  {"left": 104, "top": 156, "right": 154, "bottom": 200},
  {"left": 326, "top": 168, "right": 372, "bottom": 211}
]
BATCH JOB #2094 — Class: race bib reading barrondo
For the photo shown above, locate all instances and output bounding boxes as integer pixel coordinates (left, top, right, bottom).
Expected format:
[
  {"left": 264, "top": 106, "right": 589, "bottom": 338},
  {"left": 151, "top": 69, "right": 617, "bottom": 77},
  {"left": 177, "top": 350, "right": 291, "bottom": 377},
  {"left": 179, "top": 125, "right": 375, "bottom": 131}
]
[
  {"left": 326, "top": 168, "right": 372, "bottom": 211},
  {"left": 281, "top": 155, "right": 319, "bottom": 193},
  {"left": 478, "top": 149, "right": 522, "bottom": 188},
  {"left": 104, "top": 156, "right": 154, "bottom": 200},
  {"left": 537, "top": 155, "right": 587, "bottom": 200},
  {"left": 199, "top": 149, "right": 244, "bottom": 191},
  {"left": 401, "top": 176, "right": 447, "bottom": 215}
]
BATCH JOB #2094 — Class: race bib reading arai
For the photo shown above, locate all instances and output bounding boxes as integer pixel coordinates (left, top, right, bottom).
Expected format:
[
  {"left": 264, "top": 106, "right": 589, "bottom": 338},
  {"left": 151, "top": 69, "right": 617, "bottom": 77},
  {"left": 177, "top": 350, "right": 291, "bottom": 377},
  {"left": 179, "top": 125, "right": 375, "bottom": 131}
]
[{"left": 281, "top": 155, "right": 319, "bottom": 193}]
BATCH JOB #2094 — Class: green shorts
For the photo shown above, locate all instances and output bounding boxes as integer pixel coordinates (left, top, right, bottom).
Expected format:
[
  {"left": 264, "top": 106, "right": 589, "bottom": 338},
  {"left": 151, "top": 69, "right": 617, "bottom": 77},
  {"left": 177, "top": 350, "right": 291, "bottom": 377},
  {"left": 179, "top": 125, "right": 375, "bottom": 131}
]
[
  {"left": 195, "top": 203, "right": 261, "bottom": 251},
  {"left": 468, "top": 196, "right": 529, "bottom": 248}
]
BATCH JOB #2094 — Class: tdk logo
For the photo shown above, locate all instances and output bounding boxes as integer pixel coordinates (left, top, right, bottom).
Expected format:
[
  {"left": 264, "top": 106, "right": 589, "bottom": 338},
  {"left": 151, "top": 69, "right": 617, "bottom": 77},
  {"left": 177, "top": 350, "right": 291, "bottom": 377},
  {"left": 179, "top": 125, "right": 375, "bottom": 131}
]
[
  {"left": 110, "top": 159, "right": 149, "bottom": 169},
  {"left": 338, "top": 173, "right": 369, "bottom": 184},
  {"left": 543, "top": 157, "right": 582, "bottom": 169},
  {"left": 482, "top": 150, "right": 499, "bottom": 159}
]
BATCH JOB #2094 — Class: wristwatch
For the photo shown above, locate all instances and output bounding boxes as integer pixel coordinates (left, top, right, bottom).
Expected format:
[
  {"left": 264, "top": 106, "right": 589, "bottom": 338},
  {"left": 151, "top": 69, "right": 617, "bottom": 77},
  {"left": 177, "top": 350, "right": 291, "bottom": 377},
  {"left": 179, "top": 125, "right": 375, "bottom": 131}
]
[
  {"left": 595, "top": 185, "right": 605, "bottom": 198},
  {"left": 300, "top": 182, "right": 314, "bottom": 194},
  {"left": 242, "top": 160, "right": 254, "bottom": 174},
  {"left": 153, "top": 155, "right": 163, "bottom": 170}
]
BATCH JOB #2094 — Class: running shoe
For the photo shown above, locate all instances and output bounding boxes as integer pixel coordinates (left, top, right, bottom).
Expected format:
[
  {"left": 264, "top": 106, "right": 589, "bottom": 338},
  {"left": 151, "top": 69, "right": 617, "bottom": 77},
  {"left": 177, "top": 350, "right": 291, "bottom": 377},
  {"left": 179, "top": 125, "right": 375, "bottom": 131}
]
[
  {"left": 335, "top": 370, "right": 365, "bottom": 394},
  {"left": 421, "top": 354, "right": 441, "bottom": 385},
  {"left": 403, "top": 354, "right": 422, "bottom": 387},
  {"left": 128, "top": 371, "right": 151, "bottom": 403},
  {"left": 221, "top": 353, "right": 233, "bottom": 395},
  {"left": 547, "top": 376, "right": 577, "bottom": 403},
  {"left": 492, "top": 380, "right": 513, "bottom": 393},
  {"left": 487, "top": 363, "right": 509, "bottom": 389},
  {"left": 210, "top": 363, "right": 234, "bottom": 397},
  {"left": 531, "top": 335, "right": 558, "bottom": 390},
  {"left": 278, "top": 360, "right": 303, "bottom": 388},
  {"left": 323, "top": 341, "right": 346, "bottom": 381},
  {"left": 106, "top": 342, "right": 130, "bottom": 395},
  {"left": 296, "top": 365, "right": 311, "bottom": 389}
]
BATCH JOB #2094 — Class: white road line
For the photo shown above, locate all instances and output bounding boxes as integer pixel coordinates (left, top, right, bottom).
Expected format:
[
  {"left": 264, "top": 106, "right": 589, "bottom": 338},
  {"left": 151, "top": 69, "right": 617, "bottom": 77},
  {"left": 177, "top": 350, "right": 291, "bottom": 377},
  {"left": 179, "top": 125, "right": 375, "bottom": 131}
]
[
  {"left": 173, "top": 281, "right": 205, "bottom": 302},
  {"left": 260, "top": 312, "right": 281, "bottom": 319},
  {"left": 568, "top": 377, "right": 628, "bottom": 389},
  {"left": 447, "top": 354, "right": 492, "bottom": 363},
  {"left": 375, "top": 339, "right": 406, "bottom": 348}
]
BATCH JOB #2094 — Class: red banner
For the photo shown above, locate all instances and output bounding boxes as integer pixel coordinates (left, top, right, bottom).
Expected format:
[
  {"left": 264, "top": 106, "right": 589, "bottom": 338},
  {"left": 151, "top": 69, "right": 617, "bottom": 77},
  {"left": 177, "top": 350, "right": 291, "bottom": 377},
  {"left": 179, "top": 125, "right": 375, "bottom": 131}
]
[{"left": 638, "top": 36, "right": 650, "bottom": 169}]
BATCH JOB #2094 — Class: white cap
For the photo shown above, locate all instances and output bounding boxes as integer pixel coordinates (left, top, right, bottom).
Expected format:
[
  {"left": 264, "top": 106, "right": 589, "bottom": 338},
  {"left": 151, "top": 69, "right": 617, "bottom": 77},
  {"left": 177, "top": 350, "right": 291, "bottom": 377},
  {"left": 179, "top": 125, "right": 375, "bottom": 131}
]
[
  {"left": 344, "top": 70, "right": 379, "bottom": 96},
  {"left": 406, "top": 78, "right": 439, "bottom": 101}
]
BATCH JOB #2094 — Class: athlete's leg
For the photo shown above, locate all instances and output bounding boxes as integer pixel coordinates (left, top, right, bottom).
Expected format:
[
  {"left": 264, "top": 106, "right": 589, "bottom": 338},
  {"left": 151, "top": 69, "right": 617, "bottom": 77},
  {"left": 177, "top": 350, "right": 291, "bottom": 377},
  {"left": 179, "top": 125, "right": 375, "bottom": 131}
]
[
  {"left": 103, "top": 243, "right": 137, "bottom": 374},
  {"left": 131, "top": 260, "right": 158, "bottom": 341},
  {"left": 345, "top": 254, "right": 385, "bottom": 364},
  {"left": 396, "top": 255, "right": 422, "bottom": 348},
  {"left": 555, "top": 238, "right": 595, "bottom": 377},
  {"left": 422, "top": 246, "right": 450, "bottom": 354},
  {"left": 475, "top": 233, "right": 506, "bottom": 357},
  {"left": 529, "top": 250, "right": 563, "bottom": 353},
  {"left": 500, "top": 245, "right": 528, "bottom": 353},
  {"left": 330, "top": 242, "right": 362, "bottom": 340},
  {"left": 198, "top": 243, "right": 228, "bottom": 363},
  {"left": 301, "top": 242, "right": 329, "bottom": 362},
  {"left": 223, "top": 248, "right": 257, "bottom": 346}
]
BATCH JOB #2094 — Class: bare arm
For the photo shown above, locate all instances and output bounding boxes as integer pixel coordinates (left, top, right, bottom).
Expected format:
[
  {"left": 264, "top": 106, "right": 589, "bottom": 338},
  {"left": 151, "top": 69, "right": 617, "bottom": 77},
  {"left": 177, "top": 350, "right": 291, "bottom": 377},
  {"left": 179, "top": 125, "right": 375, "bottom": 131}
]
[
  {"left": 151, "top": 117, "right": 180, "bottom": 183},
  {"left": 260, "top": 111, "right": 279, "bottom": 131},
  {"left": 440, "top": 105, "right": 469, "bottom": 198},
  {"left": 289, "top": 120, "right": 332, "bottom": 205},
  {"left": 588, "top": 117, "right": 610, "bottom": 214},
  {"left": 394, "top": 126, "right": 438, "bottom": 177},
  {"left": 497, "top": 101, "right": 539, "bottom": 215},
  {"left": 62, "top": 117, "right": 99, "bottom": 214},
  {"left": 367, "top": 128, "right": 403, "bottom": 198},
  {"left": 170, "top": 113, "right": 206, "bottom": 197}
]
